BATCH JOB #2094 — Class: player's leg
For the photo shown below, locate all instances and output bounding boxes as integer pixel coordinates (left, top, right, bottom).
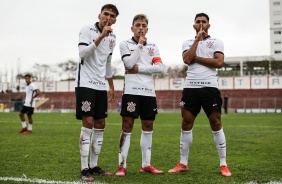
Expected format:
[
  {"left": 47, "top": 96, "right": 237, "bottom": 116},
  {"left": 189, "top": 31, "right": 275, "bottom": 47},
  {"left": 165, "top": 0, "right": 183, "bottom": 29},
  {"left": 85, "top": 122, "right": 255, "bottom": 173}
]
[
  {"left": 18, "top": 106, "right": 27, "bottom": 133},
  {"left": 169, "top": 88, "right": 200, "bottom": 173},
  {"left": 116, "top": 94, "right": 138, "bottom": 176},
  {"left": 202, "top": 87, "right": 231, "bottom": 177},
  {"left": 23, "top": 107, "right": 34, "bottom": 134},
  {"left": 75, "top": 87, "right": 95, "bottom": 181},
  {"left": 88, "top": 90, "right": 112, "bottom": 176},
  {"left": 80, "top": 117, "right": 94, "bottom": 181},
  {"left": 139, "top": 96, "right": 163, "bottom": 174},
  {"left": 116, "top": 116, "right": 134, "bottom": 176}
]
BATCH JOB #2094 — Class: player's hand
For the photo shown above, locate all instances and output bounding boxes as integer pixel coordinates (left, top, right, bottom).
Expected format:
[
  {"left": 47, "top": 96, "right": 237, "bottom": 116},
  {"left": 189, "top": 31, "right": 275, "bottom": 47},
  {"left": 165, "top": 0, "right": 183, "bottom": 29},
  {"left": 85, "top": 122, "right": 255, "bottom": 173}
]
[
  {"left": 126, "top": 64, "right": 138, "bottom": 74},
  {"left": 108, "top": 88, "right": 116, "bottom": 103},
  {"left": 102, "top": 20, "right": 113, "bottom": 37},
  {"left": 196, "top": 25, "right": 208, "bottom": 41},
  {"left": 138, "top": 33, "right": 147, "bottom": 45}
]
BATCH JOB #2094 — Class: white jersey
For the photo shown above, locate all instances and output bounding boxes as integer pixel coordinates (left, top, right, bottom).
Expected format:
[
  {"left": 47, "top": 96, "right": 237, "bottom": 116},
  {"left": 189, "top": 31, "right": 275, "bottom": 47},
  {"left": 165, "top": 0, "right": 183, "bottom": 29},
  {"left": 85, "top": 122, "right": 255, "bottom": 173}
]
[
  {"left": 75, "top": 22, "right": 116, "bottom": 91},
  {"left": 120, "top": 37, "right": 163, "bottom": 97},
  {"left": 182, "top": 36, "right": 224, "bottom": 88},
  {"left": 24, "top": 82, "right": 37, "bottom": 107}
]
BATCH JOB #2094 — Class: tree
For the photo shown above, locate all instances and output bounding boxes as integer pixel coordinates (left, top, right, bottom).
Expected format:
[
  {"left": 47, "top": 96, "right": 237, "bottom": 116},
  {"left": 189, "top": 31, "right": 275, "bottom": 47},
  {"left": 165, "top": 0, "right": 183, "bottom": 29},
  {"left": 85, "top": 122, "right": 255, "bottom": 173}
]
[
  {"left": 32, "top": 63, "right": 56, "bottom": 81},
  {"left": 57, "top": 60, "right": 77, "bottom": 81}
]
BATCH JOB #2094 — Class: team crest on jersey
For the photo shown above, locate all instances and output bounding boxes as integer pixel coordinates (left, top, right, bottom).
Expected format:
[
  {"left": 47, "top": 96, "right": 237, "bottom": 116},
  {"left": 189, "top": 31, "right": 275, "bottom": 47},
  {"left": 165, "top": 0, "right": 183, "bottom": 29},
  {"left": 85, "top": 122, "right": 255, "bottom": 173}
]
[
  {"left": 179, "top": 101, "right": 185, "bottom": 107},
  {"left": 206, "top": 41, "right": 214, "bottom": 48},
  {"left": 127, "top": 102, "right": 136, "bottom": 112},
  {"left": 109, "top": 39, "right": 115, "bottom": 50},
  {"left": 147, "top": 47, "right": 154, "bottom": 56},
  {"left": 81, "top": 101, "right": 91, "bottom": 112}
]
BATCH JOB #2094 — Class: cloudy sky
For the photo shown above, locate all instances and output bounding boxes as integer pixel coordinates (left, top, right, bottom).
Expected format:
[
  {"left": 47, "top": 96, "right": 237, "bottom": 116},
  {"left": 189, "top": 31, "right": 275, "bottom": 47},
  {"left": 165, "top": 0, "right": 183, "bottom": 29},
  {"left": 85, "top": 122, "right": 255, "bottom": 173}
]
[{"left": 0, "top": 0, "right": 270, "bottom": 76}]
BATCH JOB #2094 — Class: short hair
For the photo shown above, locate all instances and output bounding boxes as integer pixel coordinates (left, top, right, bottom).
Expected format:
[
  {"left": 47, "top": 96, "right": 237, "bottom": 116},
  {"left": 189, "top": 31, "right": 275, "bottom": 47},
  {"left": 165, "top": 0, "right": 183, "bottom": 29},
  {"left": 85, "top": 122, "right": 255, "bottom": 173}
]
[
  {"left": 101, "top": 4, "right": 119, "bottom": 16},
  {"left": 195, "top": 13, "right": 209, "bottom": 22},
  {"left": 24, "top": 74, "right": 32, "bottom": 78},
  {"left": 132, "top": 14, "right": 148, "bottom": 26}
]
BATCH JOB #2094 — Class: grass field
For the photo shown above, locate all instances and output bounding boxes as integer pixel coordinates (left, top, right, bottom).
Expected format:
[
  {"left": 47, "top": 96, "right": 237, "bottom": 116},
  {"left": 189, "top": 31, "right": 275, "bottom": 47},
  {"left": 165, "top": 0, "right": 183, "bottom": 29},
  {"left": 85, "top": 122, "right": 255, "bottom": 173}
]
[{"left": 0, "top": 112, "right": 281, "bottom": 184}]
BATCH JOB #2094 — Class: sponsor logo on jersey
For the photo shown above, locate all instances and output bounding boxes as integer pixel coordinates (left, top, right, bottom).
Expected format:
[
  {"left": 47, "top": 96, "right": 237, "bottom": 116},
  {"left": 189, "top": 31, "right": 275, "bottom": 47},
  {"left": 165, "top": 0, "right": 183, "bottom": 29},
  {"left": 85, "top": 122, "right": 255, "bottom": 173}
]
[
  {"left": 81, "top": 101, "right": 91, "bottom": 112},
  {"left": 127, "top": 102, "right": 136, "bottom": 112},
  {"left": 189, "top": 81, "right": 211, "bottom": 85},
  {"left": 132, "top": 86, "right": 153, "bottom": 92}
]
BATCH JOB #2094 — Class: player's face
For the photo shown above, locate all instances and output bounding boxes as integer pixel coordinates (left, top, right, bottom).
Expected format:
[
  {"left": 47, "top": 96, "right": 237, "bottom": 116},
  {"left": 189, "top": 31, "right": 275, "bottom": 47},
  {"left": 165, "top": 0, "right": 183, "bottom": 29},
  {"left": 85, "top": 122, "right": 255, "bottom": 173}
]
[
  {"left": 131, "top": 19, "right": 148, "bottom": 39},
  {"left": 193, "top": 16, "right": 210, "bottom": 33},
  {"left": 98, "top": 8, "right": 117, "bottom": 28},
  {"left": 25, "top": 76, "right": 31, "bottom": 85}
]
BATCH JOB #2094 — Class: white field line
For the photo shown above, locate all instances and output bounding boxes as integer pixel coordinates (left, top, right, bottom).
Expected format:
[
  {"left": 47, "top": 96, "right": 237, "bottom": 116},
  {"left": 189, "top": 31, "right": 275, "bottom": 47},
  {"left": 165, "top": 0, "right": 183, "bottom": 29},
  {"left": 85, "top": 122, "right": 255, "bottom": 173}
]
[
  {"left": 246, "top": 180, "right": 282, "bottom": 184},
  {"left": 0, "top": 176, "right": 107, "bottom": 184},
  {"left": 0, "top": 177, "right": 281, "bottom": 184},
  {"left": 0, "top": 120, "right": 282, "bottom": 128}
]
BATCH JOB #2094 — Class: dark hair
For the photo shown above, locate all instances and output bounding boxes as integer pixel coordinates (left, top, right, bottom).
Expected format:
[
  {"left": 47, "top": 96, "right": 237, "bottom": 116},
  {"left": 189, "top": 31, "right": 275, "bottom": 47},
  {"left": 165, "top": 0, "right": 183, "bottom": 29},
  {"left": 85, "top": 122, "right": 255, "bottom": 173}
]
[
  {"left": 132, "top": 14, "right": 148, "bottom": 26},
  {"left": 195, "top": 13, "right": 209, "bottom": 22},
  {"left": 101, "top": 4, "right": 119, "bottom": 16},
  {"left": 24, "top": 74, "right": 32, "bottom": 78}
]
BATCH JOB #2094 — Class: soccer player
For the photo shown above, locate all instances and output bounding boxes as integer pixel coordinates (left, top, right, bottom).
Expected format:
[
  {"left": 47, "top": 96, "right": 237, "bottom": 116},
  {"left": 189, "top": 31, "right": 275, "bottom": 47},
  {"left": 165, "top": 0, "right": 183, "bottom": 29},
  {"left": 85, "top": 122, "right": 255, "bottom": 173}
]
[
  {"left": 115, "top": 14, "right": 164, "bottom": 176},
  {"left": 18, "top": 74, "right": 40, "bottom": 134},
  {"left": 75, "top": 4, "right": 119, "bottom": 182},
  {"left": 168, "top": 13, "right": 232, "bottom": 177}
]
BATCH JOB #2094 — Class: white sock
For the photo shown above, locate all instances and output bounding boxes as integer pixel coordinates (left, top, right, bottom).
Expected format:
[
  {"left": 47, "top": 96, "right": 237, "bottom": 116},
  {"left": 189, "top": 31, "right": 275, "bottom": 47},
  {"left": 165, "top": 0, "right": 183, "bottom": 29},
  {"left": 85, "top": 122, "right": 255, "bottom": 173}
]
[
  {"left": 89, "top": 128, "right": 104, "bottom": 169},
  {"left": 79, "top": 127, "right": 92, "bottom": 171},
  {"left": 28, "top": 124, "right": 32, "bottom": 131},
  {"left": 140, "top": 131, "right": 152, "bottom": 168},
  {"left": 180, "top": 129, "right": 192, "bottom": 166},
  {"left": 212, "top": 128, "right": 227, "bottom": 166},
  {"left": 118, "top": 131, "right": 131, "bottom": 168},
  {"left": 21, "top": 121, "right": 26, "bottom": 128}
]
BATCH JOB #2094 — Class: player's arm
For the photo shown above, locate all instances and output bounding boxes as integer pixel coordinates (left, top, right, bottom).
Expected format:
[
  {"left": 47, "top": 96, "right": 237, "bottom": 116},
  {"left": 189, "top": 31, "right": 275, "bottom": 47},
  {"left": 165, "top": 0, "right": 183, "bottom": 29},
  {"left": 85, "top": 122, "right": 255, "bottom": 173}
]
[
  {"left": 78, "top": 23, "right": 111, "bottom": 59},
  {"left": 194, "top": 52, "right": 224, "bottom": 68},
  {"left": 105, "top": 54, "right": 115, "bottom": 104},
  {"left": 183, "top": 40, "right": 199, "bottom": 65},
  {"left": 30, "top": 89, "right": 40, "bottom": 105},
  {"left": 120, "top": 41, "right": 141, "bottom": 70}
]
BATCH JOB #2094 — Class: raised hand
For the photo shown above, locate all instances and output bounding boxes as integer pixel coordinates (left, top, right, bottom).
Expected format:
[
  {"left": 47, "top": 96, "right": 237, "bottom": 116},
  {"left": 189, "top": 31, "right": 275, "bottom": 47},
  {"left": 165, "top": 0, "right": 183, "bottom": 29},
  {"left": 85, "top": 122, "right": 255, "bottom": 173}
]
[
  {"left": 196, "top": 25, "right": 208, "bottom": 41},
  {"left": 138, "top": 32, "right": 147, "bottom": 45},
  {"left": 101, "top": 20, "right": 113, "bottom": 37}
]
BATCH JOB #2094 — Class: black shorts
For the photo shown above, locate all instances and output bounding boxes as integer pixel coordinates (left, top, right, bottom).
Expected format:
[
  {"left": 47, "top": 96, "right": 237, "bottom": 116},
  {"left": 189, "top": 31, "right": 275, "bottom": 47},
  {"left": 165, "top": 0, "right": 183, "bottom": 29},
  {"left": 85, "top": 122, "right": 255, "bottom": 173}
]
[
  {"left": 120, "top": 94, "right": 158, "bottom": 120},
  {"left": 20, "top": 106, "right": 34, "bottom": 116},
  {"left": 180, "top": 87, "right": 222, "bottom": 118},
  {"left": 75, "top": 87, "right": 108, "bottom": 120}
]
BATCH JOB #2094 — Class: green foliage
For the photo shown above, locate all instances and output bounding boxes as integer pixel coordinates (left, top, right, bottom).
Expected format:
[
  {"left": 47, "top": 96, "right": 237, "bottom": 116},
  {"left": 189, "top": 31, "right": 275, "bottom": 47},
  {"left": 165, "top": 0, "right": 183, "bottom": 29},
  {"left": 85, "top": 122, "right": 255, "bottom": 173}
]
[{"left": 0, "top": 112, "right": 281, "bottom": 183}]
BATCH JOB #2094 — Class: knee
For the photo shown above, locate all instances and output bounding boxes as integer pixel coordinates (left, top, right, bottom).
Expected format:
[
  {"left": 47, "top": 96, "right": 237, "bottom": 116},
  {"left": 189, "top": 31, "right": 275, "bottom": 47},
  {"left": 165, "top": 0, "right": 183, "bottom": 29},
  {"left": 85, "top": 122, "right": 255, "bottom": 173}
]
[{"left": 94, "top": 119, "right": 105, "bottom": 129}]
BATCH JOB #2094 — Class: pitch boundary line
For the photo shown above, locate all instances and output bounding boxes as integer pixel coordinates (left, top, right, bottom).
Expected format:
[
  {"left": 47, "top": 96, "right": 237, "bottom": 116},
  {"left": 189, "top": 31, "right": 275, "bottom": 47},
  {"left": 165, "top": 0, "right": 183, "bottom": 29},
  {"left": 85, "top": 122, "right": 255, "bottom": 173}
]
[{"left": 0, "top": 176, "right": 106, "bottom": 184}]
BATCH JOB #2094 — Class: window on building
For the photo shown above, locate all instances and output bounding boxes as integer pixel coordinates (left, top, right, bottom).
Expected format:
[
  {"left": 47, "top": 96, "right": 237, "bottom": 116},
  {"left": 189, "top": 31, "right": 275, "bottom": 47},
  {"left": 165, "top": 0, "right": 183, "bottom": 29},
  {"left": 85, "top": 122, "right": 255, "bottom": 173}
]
[
  {"left": 273, "top": 11, "right": 281, "bottom": 16},
  {"left": 274, "top": 30, "right": 282, "bottom": 34},
  {"left": 274, "top": 41, "right": 282, "bottom": 44},
  {"left": 274, "top": 50, "right": 282, "bottom": 54},
  {"left": 273, "top": 1, "right": 280, "bottom": 5},
  {"left": 274, "top": 20, "right": 281, "bottom": 25}
]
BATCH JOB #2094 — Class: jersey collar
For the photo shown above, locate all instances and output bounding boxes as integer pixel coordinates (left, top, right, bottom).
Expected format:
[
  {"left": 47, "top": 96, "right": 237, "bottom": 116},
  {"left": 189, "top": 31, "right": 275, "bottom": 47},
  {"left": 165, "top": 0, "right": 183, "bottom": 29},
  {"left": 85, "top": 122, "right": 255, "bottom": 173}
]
[
  {"left": 95, "top": 22, "right": 102, "bottom": 33},
  {"left": 195, "top": 35, "right": 210, "bottom": 40},
  {"left": 131, "top": 37, "right": 147, "bottom": 46}
]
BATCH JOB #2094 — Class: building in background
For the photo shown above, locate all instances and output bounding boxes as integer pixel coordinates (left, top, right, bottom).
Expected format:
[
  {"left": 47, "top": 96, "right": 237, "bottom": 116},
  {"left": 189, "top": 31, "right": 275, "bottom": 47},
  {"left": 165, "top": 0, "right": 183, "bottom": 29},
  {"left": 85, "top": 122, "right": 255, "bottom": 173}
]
[{"left": 270, "top": 0, "right": 282, "bottom": 55}]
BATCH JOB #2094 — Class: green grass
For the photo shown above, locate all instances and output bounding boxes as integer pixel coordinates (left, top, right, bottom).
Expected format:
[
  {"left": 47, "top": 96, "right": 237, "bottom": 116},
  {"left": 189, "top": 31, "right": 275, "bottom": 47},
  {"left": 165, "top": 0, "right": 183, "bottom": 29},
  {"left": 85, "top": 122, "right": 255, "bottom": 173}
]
[{"left": 0, "top": 112, "right": 281, "bottom": 184}]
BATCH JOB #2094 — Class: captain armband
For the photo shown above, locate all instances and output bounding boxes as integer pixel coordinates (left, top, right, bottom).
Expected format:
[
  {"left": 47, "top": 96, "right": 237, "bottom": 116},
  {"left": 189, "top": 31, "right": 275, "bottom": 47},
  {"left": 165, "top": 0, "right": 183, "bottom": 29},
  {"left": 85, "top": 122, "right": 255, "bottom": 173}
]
[{"left": 152, "top": 57, "right": 162, "bottom": 64}]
